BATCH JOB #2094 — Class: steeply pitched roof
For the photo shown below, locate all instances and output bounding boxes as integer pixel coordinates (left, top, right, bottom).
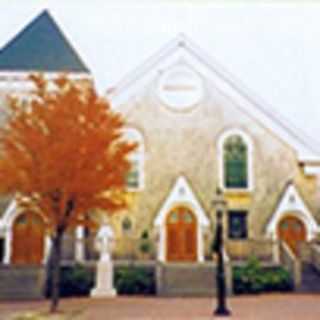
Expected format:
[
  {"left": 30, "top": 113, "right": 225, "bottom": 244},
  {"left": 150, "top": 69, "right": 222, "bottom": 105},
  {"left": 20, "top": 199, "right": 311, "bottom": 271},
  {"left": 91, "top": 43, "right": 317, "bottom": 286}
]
[
  {"left": 0, "top": 10, "right": 90, "bottom": 73},
  {"left": 266, "top": 181, "right": 319, "bottom": 237},
  {"left": 107, "top": 34, "right": 320, "bottom": 162}
]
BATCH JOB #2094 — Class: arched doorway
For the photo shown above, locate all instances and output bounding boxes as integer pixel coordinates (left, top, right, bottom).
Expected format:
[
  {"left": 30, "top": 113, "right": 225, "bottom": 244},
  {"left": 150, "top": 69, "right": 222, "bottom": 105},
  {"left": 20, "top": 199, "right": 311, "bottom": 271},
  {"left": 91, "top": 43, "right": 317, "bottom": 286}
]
[
  {"left": 11, "top": 212, "right": 45, "bottom": 265},
  {"left": 277, "top": 215, "right": 306, "bottom": 255},
  {"left": 166, "top": 206, "right": 197, "bottom": 262}
]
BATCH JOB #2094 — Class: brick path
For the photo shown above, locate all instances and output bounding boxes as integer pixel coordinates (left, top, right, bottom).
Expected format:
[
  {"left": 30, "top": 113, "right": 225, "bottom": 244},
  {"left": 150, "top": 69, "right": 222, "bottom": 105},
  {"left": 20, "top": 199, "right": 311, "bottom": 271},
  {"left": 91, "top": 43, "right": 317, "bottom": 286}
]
[{"left": 1, "top": 294, "right": 320, "bottom": 320}]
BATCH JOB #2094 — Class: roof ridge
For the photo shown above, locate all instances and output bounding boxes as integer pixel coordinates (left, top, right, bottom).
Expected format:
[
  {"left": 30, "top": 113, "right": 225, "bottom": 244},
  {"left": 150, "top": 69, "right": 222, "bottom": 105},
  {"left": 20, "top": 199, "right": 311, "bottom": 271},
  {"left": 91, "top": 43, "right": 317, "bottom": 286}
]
[
  {"left": 108, "top": 34, "right": 320, "bottom": 160},
  {"left": 180, "top": 36, "right": 320, "bottom": 156}
]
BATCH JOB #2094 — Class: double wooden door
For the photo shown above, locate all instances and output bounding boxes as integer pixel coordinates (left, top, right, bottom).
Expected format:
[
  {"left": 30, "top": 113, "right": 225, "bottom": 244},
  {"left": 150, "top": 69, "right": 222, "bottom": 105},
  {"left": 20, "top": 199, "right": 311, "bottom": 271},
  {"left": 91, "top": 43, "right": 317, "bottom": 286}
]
[
  {"left": 11, "top": 212, "right": 45, "bottom": 265},
  {"left": 166, "top": 207, "right": 197, "bottom": 262},
  {"left": 278, "top": 216, "right": 306, "bottom": 255}
]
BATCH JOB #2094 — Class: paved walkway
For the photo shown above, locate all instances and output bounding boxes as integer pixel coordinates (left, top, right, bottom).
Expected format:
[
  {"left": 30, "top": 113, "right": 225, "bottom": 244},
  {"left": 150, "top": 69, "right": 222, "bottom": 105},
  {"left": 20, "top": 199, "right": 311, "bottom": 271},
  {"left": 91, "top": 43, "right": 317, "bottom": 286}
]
[{"left": 1, "top": 294, "right": 320, "bottom": 320}]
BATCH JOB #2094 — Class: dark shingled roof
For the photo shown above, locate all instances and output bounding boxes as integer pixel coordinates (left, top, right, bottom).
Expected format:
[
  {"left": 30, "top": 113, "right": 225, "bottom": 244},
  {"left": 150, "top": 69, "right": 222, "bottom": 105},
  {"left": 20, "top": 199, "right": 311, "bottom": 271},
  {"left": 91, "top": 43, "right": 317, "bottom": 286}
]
[{"left": 0, "top": 10, "right": 90, "bottom": 73}]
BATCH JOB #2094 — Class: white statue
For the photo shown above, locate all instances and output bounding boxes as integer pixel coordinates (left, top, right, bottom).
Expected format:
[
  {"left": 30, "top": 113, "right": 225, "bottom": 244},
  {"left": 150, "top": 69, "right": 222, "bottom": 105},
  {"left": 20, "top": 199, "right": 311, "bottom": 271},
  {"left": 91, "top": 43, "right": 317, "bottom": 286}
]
[
  {"left": 95, "top": 224, "right": 114, "bottom": 262},
  {"left": 91, "top": 224, "right": 117, "bottom": 298}
]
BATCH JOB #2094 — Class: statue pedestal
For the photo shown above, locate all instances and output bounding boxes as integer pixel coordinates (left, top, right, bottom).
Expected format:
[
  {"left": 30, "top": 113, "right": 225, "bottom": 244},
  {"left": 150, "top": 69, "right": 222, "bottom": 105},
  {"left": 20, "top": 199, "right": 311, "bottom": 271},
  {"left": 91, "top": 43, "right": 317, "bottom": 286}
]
[{"left": 91, "top": 259, "right": 116, "bottom": 298}]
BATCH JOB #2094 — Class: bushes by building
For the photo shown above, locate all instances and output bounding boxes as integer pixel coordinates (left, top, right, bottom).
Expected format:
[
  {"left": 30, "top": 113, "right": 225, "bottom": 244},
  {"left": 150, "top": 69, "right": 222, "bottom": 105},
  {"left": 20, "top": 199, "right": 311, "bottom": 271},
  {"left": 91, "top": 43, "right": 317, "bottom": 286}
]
[
  {"left": 115, "top": 266, "right": 156, "bottom": 295},
  {"left": 46, "top": 264, "right": 95, "bottom": 297},
  {"left": 45, "top": 257, "right": 293, "bottom": 297},
  {"left": 233, "top": 256, "right": 293, "bottom": 294},
  {"left": 46, "top": 264, "right": 156, "bottom": 297}
]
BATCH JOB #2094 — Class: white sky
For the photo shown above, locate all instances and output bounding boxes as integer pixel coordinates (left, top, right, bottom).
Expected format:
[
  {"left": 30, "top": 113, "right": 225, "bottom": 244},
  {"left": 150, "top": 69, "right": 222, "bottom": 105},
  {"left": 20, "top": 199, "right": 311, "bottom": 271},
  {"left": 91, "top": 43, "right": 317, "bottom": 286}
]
[{"left": 0, "top": 1, "right": 319, "bottom": 146}]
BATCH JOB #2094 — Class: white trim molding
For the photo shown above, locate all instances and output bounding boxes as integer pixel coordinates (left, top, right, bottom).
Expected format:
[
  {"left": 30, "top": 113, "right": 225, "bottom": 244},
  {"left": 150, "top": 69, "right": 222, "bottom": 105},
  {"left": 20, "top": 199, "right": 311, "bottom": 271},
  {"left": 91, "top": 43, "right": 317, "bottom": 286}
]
[
  {"left": 0, "top": 71, "right": 92, "bottom": 92},
  {"left": 154, "top": 176, "right": 210, "bottom": 262},
  {"left": 75, "top": 225, "right": 85, "bottom": 262},
  {"left": 266, "top": 183, "right": 319, "bottom": 241},
  {"left": 1, "top": 200, "right": 17, "bottom": 227},
  {"left": 2, "top": 200, "right": 19, "bottom": 264},
  {"left": 217, "top": 128, "right": 254, "bottom": 192},
  {"left": 303, "top": 163, "right": 320, "bottom": 176}
]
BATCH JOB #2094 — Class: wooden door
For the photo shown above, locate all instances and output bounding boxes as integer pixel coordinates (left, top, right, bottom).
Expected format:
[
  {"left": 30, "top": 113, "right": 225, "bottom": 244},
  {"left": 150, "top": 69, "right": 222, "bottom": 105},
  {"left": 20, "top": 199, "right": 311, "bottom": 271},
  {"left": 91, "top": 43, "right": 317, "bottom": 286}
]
[
  {"left": 11, "top": 212, "right": 45, "bottom": 265},
  {"left": 166, "top": 207, "right": 197, "bottom": 262},
  {"left": 278, "top": 216, "right": 306, "bottom": 255}
]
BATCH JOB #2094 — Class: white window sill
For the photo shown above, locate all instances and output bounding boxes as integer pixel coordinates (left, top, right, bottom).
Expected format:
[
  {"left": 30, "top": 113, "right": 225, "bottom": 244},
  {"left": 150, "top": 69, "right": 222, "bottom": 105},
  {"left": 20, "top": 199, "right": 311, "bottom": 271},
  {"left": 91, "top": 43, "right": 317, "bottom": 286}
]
[{"left": 222, "top": 188, "right": 253, "bottom": 195}]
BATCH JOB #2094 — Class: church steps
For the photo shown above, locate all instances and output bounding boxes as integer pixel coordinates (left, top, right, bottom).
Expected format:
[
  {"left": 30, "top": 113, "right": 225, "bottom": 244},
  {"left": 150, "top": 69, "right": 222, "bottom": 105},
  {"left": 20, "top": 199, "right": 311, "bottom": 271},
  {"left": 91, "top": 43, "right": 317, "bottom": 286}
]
[{"left": 156, "top": 262, "right": 230, "bottom": 297}]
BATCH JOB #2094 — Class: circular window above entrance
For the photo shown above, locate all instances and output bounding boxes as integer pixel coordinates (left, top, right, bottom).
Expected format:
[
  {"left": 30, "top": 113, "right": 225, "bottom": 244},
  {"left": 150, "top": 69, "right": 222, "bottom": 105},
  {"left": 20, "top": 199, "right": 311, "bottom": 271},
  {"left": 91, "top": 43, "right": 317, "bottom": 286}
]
[{"left": 156, "top": 65, "right": 204, "bottom": 111}]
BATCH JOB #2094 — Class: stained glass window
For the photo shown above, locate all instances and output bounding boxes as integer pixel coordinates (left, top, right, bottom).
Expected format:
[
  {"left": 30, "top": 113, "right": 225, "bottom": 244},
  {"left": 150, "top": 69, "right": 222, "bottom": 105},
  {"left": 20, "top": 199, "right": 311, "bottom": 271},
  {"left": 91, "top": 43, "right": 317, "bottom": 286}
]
[{"left": 224, "top": 135, "right": 248, "bottom": 188}]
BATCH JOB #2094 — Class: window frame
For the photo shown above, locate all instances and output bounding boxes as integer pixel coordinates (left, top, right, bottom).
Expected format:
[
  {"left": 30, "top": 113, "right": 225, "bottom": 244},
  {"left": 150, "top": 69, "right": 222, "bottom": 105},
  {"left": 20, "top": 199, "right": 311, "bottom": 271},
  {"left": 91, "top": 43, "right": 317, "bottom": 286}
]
[
  {"left": 122, "top": 128, "right": 145, "bottom": 191},
  {"left": 228, "top": 210, "right": 248, "bottom": 240},
  {"left": 218, "top": 129, "right": 253, "bottom": 192}
]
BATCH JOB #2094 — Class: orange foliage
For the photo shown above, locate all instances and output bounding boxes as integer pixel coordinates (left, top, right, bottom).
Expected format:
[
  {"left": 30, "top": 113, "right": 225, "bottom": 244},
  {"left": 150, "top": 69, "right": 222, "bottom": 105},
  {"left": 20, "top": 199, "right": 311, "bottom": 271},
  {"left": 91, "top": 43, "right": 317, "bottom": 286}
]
[{"left": 0, "top": 75, "right": 136, "bottom": 235}]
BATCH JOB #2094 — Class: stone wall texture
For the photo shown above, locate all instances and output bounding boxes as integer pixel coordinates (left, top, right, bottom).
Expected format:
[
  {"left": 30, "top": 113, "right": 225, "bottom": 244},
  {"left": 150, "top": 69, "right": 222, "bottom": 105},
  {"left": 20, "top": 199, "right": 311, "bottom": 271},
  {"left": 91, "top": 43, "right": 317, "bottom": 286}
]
[{"left": 109, "top": 70, "right": 320, "bottom": 252}]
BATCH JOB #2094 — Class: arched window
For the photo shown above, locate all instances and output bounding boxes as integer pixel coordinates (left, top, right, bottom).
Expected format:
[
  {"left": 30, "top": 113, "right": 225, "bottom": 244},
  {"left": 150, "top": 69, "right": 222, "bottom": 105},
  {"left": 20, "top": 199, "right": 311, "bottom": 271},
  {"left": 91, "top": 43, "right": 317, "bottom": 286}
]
[
  {"left": 224, "top": 135, "right": 248, "bottom": 188},
  {"left": 123, "top": 128, "right": 144, "bottom": 190},
  {"left": 219, "top": 129, "right": 253, "bottom": 190}
]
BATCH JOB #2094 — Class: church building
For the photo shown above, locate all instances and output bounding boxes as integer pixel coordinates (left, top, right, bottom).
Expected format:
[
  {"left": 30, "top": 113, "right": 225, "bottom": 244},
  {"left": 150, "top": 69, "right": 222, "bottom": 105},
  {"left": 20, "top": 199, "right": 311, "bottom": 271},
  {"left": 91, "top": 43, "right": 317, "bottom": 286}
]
[{"left": 0, "top": 10, "right": 319, "bottom": 282}]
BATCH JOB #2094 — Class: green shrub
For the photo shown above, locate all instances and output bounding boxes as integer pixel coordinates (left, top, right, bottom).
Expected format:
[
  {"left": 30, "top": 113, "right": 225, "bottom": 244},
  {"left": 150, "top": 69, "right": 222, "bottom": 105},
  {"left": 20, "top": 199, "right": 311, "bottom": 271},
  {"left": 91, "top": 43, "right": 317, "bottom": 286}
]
[
  {"left": 46, "top": 264, "right": 95, "bottom": 298},
  {"left": 261, "top": 267, "right": 293, "bottom": 292},
  {"left": 61, "top": 264, "right": 95, "bottom": 296},
  {"left": 46, "top": 264, "right": 156, "bottom": 297},
  {"left": 233, "top": 256, "right": 263, "bottom": 294},
  {"left": 139, "top": 241, "right": 152, "bottom": 254},
  {"left": 233, "top": 256, "right": 293, "bottom": 294},
  {"left": 115, "top": 266, "right": 156, "bottom": 295}
]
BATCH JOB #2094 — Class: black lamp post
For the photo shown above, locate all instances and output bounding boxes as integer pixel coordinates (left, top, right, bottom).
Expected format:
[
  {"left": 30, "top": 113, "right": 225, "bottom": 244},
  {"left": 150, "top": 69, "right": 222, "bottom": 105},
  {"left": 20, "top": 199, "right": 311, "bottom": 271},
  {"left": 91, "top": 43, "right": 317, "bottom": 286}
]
[{"left": 212, "top": 188, "right": 231, "bottom": 317}]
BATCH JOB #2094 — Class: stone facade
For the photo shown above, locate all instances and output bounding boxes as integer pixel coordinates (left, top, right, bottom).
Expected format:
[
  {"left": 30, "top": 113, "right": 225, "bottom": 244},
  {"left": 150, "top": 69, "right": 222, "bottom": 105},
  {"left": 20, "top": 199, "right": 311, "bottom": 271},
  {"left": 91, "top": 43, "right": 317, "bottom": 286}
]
[{"left": 105, "top": 39, "right": 320, "bottom": 261}]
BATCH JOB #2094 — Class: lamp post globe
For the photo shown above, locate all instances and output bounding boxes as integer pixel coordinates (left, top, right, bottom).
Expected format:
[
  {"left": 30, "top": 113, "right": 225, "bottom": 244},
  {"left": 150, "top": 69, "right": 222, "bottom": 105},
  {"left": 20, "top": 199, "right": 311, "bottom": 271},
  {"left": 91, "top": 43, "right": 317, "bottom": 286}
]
[{"left": 212, "top": 188, "right": 231, "bottom": 317}]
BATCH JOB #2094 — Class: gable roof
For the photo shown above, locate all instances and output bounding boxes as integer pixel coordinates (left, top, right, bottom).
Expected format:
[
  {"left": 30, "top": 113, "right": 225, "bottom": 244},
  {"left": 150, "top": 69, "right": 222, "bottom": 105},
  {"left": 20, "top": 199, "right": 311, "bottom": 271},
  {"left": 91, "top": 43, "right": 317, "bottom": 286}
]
[
  {"left": 106, "top": 34, "right": 320, "bottom": 163},
  {"left": 154, "top": 176, "right": 210, "bottom": 227},
  {"left": 266, "top": 181, "right": 319, "bottom": 240},
  {"left": 0, "top": 10, "right": 89, "bottom": 73}
]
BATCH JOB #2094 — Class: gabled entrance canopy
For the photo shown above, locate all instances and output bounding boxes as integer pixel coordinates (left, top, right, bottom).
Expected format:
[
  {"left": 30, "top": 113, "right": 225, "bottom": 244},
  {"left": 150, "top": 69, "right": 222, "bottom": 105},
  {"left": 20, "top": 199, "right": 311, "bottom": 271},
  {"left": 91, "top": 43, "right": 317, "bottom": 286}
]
[
  {"left": 266, "top": 182, "right": 319, "bottom": 241},
  {"left": 154, "top": 176, "right": 209, "bottom": 262},
  {"left": 154, "top": 176, "right": 210, "bottom": 228}
]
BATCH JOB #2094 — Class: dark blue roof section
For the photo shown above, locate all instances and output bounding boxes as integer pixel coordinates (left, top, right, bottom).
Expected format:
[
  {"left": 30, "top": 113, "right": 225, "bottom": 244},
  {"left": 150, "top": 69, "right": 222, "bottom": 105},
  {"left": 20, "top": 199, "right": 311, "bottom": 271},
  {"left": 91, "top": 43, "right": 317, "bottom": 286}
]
[{"left": 0, "top": 10, "right": 90, "bottom": 73}]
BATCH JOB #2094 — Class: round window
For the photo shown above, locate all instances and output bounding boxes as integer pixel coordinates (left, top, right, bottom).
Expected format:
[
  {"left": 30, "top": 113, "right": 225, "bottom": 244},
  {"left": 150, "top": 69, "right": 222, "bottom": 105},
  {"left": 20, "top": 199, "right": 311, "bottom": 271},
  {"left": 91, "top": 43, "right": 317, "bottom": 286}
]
[{"left": 157, "top": 66, "right": 204, "bottom": 111}]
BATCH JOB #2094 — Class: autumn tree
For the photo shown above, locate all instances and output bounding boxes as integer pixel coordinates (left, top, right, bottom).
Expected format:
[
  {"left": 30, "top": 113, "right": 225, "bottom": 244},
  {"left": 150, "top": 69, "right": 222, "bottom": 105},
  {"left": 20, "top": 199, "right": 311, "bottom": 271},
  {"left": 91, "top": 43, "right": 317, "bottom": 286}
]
[{"left": 0, "top": 75, "right": 136, "bottom": 312}]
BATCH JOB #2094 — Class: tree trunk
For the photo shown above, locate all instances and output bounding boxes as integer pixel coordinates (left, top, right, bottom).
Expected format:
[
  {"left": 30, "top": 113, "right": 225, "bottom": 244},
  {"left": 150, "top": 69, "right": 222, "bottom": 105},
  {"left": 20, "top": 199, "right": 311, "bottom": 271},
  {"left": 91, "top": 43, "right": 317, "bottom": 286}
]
[{"left": 50, "top": 231, "right": 63, "bottom": 313}]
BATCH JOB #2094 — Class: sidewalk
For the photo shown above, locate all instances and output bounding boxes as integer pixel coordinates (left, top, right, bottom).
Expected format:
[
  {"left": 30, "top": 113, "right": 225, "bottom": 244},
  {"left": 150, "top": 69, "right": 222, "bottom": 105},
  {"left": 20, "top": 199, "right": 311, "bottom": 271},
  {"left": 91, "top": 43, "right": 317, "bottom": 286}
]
[{"left": 1, "top": 294, "right": 320, "bottom": 320}]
